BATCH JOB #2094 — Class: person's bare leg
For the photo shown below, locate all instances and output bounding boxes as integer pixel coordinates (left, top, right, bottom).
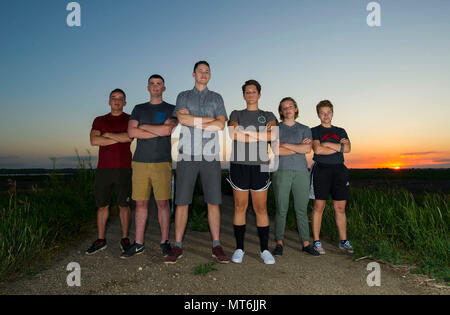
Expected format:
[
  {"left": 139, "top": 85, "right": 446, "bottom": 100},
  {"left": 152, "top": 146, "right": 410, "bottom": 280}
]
[
  {"left": 97, "top": 205, "right": 109, "bottom": 239},
  {"left": 333, "top": 200, "right": 347, "bottom": 241},
  {"left": 174, "top": 205, "right": 189, "bottom": 243},
  {"left": 118, "top": 205, "right": 131, "bottom": 238},
  {"left": 207, "top": 203, "right": 221, "bottom": 242},
  {"left": 156, "top": 200, "right": 171, "bottom": 243},
  {"left": 135, "top": 200, "right": 149, "bottom": 244},
  {"left": 250, "top": 190, "right": 269, "bottom": 227},
  {"left": 312, "top": 200, "right": 326, "bottom": 241},
  {"left": 233, "top": 190, "right": 249, "bottom": 225}
]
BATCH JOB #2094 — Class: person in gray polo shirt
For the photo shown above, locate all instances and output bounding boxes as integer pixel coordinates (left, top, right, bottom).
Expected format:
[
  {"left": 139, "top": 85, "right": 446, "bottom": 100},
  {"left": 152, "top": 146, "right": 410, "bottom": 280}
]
[{"left": 165, "top": 61, "right": 230, "bottom": 264}]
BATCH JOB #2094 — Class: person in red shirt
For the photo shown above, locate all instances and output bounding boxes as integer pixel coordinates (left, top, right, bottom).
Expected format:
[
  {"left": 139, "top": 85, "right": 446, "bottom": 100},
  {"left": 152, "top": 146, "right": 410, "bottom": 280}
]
[{"left": 86, "top": 89, "right": 133, "bottom": 255}]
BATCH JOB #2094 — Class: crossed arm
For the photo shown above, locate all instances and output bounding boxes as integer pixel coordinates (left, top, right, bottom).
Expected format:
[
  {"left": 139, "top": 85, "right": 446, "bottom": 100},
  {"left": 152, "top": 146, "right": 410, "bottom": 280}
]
[
  {"left": 275, "top": 138, "right": 312, "bottom": 156},
  {"left": 228, "top": 120, "right": 278, "bottom": 143},
  {"left": 127, "top": 119, "right": 178, "bottom": 139},
  {"left": 176, "top": 108, "right": 226, "bottom": 131},
  {"left": 90, "top": 129, "right": 132, "bottom": 146},
  {"left": 312, "top": 138, "right": 351, "bottom": 155}
]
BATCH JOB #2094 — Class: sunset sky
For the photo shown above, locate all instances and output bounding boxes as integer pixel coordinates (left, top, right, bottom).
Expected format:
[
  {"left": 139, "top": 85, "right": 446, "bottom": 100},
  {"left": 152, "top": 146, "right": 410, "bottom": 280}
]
[{"left": 1, "top": 0, "right": 449, "bottom": 169}]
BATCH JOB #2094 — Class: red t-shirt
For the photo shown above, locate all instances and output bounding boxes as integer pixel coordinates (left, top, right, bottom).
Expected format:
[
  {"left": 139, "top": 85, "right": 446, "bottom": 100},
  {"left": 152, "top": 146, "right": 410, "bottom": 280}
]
[{"left": 92, "top": 113, "right": 132, "bottom": 169}]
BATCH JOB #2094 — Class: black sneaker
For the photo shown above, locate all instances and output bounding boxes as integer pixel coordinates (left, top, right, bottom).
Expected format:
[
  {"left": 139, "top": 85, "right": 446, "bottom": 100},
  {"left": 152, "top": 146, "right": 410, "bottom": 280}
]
[
  {"left": 302, "top": 244, "right": 320, "bottom": 256},
  {"left": 120, "top": 237, "right": 132, "bottom": 253},
  {"left": 160, "top": 240, "right": 172, "bottom": 257},
  {"left": 272, "top": 245, "right": 283, "bottom": 256},
  {"left": 85, "top": 239, "right": 107, "bottom": 255},
  {"left": 120, "top": 242, "right": 144, "bottom": 259}
]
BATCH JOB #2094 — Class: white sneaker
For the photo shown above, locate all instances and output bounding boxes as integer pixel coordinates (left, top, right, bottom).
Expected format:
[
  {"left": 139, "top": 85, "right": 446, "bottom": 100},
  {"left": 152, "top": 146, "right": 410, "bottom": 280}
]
[
  {"left": 231, "top": 249, "right": 245, "bottom": 263},
  {"left": 260, "top": 250, "right": 275, "bottom": 265}
]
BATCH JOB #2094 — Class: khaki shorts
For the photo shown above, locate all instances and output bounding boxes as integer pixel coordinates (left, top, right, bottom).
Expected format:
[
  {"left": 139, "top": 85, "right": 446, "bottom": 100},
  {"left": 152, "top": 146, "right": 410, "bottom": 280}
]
[{"left": 132, "top": 162, "right": 172, "bottom": 201}]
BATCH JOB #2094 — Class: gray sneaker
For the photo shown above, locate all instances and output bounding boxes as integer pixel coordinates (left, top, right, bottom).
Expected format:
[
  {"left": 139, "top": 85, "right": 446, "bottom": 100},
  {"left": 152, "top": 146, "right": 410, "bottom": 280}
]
[
  {"left": 313, "top": 240, "right": 326, "bottom": 255},
  {"left": 339, "top": 240, "right": 354, "bottom": 254},
  {"left": 120, "top": 242, "right": 144, "bottom": 259}
]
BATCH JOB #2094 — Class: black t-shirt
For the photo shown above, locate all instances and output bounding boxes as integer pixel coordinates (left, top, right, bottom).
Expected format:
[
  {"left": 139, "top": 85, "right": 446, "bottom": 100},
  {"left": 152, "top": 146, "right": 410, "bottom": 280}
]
[{"left": 311, "top": 125, "right": 349, "bottom": 165}]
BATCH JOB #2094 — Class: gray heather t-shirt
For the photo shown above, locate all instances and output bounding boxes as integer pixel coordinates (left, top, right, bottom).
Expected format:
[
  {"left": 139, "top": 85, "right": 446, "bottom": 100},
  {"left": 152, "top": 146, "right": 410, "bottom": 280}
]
[
  {"left": 174, "top": 87, "right": 228, "bottom": 159},
  {"left": 278, "top": 122, "right": 312, "bottom": 171},
  {"left": 130, "top": 101, "right": 176, "bottom": 163},
  {"left": 229, "top": 109, "right": 277, "bottom": 165}
]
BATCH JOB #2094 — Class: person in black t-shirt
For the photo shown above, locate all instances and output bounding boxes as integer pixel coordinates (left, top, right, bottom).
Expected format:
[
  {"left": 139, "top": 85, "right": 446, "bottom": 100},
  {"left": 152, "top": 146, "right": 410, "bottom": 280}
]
[{"left": 310, "top": 100, "right": 354, "bottom": 255}]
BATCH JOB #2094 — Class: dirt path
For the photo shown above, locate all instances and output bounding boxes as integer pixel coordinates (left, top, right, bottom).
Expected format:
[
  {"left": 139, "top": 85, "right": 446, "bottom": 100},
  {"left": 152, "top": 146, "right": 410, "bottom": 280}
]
[{"left": 0, "top": 195, "right": 447, "bottom": 295}]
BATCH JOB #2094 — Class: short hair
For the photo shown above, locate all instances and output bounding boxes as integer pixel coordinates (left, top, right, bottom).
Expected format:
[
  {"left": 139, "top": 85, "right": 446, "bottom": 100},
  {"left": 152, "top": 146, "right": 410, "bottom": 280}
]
[
  {"left": 148, "top": 74, "right": 165, "bottom": 84},
  {"left": 109, "top": 88, "right": 126, "bottom": 100},
  {"left": 316, "top": 100, "right": 334, "bottom": 114},
  {"left": 242, "top": 79, "right": 261, "bottom": 95},
  {"left": 278, "top": 97, "right": 299, "bottom": 121},
  {"left": 193, "top": 60, "right": 210, "bottom": 72}
]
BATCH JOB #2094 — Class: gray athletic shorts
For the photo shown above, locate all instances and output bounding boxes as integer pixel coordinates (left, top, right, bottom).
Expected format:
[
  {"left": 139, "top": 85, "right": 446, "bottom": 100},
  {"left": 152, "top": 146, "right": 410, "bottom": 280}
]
[{"left": 175, "top": 159, "right": 222, "bottom": 206}]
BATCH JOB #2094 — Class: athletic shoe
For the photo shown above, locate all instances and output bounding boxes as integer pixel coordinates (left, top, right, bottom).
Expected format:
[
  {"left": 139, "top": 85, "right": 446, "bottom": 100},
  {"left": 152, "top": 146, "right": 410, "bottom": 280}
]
[
  {"left": 339, "top": 240, "right": 354, "bottom": 254},
  {"left": 120, "top": 242, "right": 144, "bottom": 259},
  {"left": 272, "top": 245, "right": 283, "bottom": 256},
  {"left": 260, "top": 250, "right": 276, "bottom": 265},
  {"left": 212, "top": 245, "right": 230, "bottom": 264},
  {"left": 231, "top": 249, "right": 245, "bottom": 264},
  {"left": 313, "top": 240, "right": 326, "bottom": 255},
  {"left": 120, "top": 237, "right": 131, "bottom": 253},
  {"left": 164, "top": 246, "right": 183, "bottom": 264},
  {"left": 302, "top": 244, "right": 320, "bottom": 256},
  {"left": 85, "top": 239, "right": 107, "bottom": 255},
  {"left": 160, "top": 240, "right": 172, "bottom": 257}
]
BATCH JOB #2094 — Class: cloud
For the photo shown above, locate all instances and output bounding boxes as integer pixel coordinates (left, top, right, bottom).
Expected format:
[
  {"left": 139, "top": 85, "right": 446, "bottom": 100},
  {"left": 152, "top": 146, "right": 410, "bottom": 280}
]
[
  {"left": 432, "top": 158, "right": 450, "bottom": 163},
  {"left": 400, "top": 151, "right": 437, "bottom": 156}
]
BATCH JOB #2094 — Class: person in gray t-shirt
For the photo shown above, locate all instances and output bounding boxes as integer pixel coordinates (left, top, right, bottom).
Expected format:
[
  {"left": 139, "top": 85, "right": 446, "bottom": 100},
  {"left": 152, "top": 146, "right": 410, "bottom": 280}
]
[
  {"left": 165, "top": 61, "right": 230, "bottom": 265},
  {"left": 227, "top": 80, "right": 278, "bottom": 265},
  {"left": 272, "top": 97, "right": 319, "bottom": 257},
  {"left": 125, "top": 74, "right": 178, "bottom": 259}
]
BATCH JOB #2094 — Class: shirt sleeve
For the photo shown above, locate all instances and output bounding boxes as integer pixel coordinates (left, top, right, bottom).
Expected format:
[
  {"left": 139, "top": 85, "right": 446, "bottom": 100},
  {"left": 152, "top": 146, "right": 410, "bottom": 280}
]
[
  {"left": 214, "top": 94, "right": 228, "bottom": 120},
  {"left": 129, "top": 106, "right": 139, "bottom": 122},
  {"left": 169, "top": 105, "right": 178, "bottom": 120},
  {"left": 311, "top": 127, "right": 320, "bottom": 141},
  {"left": 174, "top": 92, "right": 186, "bottom": 116},
  {"left": 92, "top": 117, "right": 102, "bottom": 132},
  {"left": 341, "top": 128, "right": 349, "bottom": 141},
  {"left": 228, "top": 110, "right": 238, "bottom": 125},
  {"left": 305, "top": 127, "right": 313, "bottom": 140},
  {"left": 266, "top": 111, "right": 277, "bottom": 124}
]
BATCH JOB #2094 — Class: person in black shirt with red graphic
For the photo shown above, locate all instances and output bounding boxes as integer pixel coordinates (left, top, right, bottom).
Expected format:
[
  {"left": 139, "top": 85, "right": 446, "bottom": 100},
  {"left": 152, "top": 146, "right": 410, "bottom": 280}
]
[{"left": 310, "top": 100, "right": 353, "bottom": 255}]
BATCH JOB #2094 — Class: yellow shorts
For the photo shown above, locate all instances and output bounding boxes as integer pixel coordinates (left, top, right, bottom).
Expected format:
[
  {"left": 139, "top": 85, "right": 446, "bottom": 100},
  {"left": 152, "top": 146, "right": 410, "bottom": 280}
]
[{"left": 132, "top": 162, "right": 172, "bottom": 201}]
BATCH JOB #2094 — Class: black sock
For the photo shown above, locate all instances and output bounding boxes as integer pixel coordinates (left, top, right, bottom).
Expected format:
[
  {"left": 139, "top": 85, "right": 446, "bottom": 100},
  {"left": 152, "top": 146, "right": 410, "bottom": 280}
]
[
  {"left": 257, "top": 226, "right": 270, "bottom": 252},
  {"left": 234, "top": 225, "right": 246, "bottom": 250}
]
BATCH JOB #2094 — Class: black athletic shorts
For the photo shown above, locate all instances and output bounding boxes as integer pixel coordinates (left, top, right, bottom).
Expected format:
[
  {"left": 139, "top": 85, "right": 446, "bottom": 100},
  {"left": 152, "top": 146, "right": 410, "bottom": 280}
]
[
  {"left": 312, "top": 163, "right": 349, "bottom": 201},
  {"left": 227, "top": 163, "right": 271, "bottom": 192},
  {"left": 94, "top": 168, "right": 132, "bottom": 207}
]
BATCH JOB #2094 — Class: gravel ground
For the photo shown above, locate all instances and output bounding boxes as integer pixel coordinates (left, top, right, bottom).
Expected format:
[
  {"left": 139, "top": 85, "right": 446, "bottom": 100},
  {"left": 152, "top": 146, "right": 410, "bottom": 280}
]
[{"left": 0, "top": 195, "right": 447, "bottom": 295}]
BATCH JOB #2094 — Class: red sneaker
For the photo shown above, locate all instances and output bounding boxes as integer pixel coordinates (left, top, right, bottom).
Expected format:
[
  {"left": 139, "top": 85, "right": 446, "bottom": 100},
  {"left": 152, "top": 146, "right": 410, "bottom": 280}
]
[
  {"left": 212, "top": 245, "right": 230, "bottom": 264},
  {"left": 164, "top": 246, "right": 183, "bottom": 264}
]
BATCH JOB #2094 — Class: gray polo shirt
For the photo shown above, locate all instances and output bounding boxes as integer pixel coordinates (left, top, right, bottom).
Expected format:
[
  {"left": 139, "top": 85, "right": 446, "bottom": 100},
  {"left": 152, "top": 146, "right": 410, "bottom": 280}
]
[
  {"left": 174, "top": 87, "right": 228, "bottom": 159},
  {"left": 130, "top": 101, "right": 176, "bottom": 163},
  {"left": 278, "top": 121, "right": 312, "bottom": 171}
]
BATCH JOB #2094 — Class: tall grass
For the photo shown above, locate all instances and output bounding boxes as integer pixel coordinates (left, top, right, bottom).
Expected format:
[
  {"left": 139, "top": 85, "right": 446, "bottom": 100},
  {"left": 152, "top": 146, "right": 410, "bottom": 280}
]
[
  {"left": 313, "top": 188, "right": 449, "bottom": 282},
  {"left": 0, "top": 154, "right": 97, "bottom": 281}
]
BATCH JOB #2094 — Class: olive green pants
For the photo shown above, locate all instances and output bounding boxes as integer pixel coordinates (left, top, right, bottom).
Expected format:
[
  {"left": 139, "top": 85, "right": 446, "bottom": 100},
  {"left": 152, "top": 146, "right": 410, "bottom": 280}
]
[{"left": 272, "top": 170, "right": 311, "bottom": 243}]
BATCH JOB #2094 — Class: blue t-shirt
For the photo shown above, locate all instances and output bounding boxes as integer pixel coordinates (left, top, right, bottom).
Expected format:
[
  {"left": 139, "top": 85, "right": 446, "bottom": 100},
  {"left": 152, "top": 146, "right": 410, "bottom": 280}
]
[{"left": 278, "top": 122, "right": 312, "bottom": 171}]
